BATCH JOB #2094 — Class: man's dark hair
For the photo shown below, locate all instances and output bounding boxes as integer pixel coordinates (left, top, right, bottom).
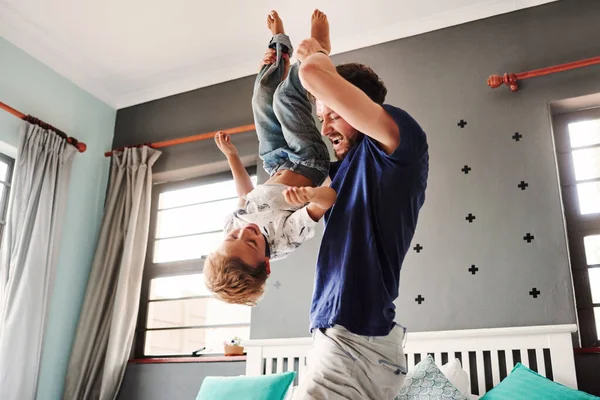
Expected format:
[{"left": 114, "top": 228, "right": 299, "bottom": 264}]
[{"left": 336, "top": 63, "right": 387, "bottom": 105}]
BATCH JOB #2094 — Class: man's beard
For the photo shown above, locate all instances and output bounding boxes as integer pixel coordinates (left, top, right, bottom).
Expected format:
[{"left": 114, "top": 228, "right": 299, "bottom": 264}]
[{"left": 334, "top": 132, "right": 362, "bottom": 161}]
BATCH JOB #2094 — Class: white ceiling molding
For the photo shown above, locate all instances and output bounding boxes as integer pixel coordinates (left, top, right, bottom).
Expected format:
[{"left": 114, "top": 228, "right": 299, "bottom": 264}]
[
  {"left": 0, "top": 1, "right": 115, "bottom": 106},
  {"left": 0, "top": 0, "right": 558, "bottom": 109}
]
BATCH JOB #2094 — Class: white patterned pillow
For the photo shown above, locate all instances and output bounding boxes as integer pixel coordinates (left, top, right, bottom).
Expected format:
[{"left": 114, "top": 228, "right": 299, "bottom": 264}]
[{"left": 395, "top": 355, "right": 468, "bottom": 400}]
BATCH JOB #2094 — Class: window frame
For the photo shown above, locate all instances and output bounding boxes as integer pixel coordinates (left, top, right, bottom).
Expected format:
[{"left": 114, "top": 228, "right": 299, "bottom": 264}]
[
  {"left": 134, "top": 166, "right": 257, "bottom": 359},
  {"left": 552, "top": 108, "right": 600, "bottom": 348},
  {"left": 0, "top": 152, "right": 15, "bottom": 242}
]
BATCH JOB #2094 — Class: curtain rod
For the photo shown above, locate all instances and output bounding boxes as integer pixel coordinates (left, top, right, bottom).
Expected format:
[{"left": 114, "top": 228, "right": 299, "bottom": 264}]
[
  {"left": 0, "top": 101, "right": 87, "bottom": 152},
  {"left": 488, "top": 55, "right": 600, "bottom": 92},
  {"left": 104, "top": 124, "right": 256, "bottom": 157}
]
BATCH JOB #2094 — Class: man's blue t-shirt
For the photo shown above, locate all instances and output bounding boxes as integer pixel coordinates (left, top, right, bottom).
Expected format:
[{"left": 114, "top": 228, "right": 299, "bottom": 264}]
[{"left": 310, "top": 104, "right": 429, "bottom": 336}]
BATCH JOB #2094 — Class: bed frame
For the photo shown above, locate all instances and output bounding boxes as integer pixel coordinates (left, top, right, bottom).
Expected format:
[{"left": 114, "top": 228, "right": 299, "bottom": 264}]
[{"left": 244, "top": 324, "right": 578, "bottom": 396}]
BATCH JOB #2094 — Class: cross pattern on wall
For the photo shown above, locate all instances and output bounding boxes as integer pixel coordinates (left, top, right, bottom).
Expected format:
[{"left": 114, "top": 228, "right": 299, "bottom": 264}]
[
  {"left": 518, "top": 181, "right": 529, "bottom": 190},
  {"left": 411, "top": 127, "right": 542, "bottom": 305}
]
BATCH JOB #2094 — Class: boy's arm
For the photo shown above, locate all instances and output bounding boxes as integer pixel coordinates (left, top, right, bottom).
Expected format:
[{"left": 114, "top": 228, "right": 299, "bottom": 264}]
[
  {"left": 215, "top": 132, "right": 254, "bottom": 203},
  {"left": 283, "top": 186, "right": 337, "bottom": 222},
  {"left": 297, "top": 39, "right": 400, "bottom": 155},
  {"left": 227, "top": 153, "right": 254, "bottom": 200}
]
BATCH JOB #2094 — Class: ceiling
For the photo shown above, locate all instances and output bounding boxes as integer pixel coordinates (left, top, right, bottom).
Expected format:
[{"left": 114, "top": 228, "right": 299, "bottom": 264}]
[{"left": 0, "top": 0, "right": 557, "bottom": 109}]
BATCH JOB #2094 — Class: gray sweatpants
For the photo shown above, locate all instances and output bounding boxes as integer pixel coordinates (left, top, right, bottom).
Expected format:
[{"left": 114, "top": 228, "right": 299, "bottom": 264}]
[{"left": 293, "top": 324, "right": 407, "bottom": 400}]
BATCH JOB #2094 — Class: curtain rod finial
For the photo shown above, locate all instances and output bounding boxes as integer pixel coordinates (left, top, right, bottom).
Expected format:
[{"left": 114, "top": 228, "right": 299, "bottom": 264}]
[{"left": 487, "top": 73, "right": 519, "bottom": 91}]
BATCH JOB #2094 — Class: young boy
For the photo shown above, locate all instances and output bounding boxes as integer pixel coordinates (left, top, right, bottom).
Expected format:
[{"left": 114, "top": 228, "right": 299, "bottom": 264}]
[{"left": 204, "top": 10, "right": 335, "bottom": 305}]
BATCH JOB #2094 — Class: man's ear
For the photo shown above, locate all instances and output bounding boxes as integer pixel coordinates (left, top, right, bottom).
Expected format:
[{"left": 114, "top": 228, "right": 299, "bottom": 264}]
[{"left": 264, "top": 258, "right": 271, "bottom": 275}]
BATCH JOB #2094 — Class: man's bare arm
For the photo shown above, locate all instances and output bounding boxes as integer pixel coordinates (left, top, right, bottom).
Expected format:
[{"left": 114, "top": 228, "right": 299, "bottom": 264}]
[{"left": 297, "top": 42, "right": 399, "bottom": 155}]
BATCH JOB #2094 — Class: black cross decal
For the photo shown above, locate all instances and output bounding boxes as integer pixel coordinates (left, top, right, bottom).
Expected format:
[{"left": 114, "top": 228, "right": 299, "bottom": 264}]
[
  {"left": 529, "top": 288, "right": 540, "bottom": 298},
  {"left": 523, "top": 233, "right": 535, "bottom": 243},
  {"left": 518, "top": 181, "right": 529, "bottom": 191},
  {"left": 466, "top": 213, "right": 476, "bottom": 223},
  {"left": 414, "top": 244, "right": 423, "bottom": 253},
  {"left": 462, "top": 165, "right": 471, "bottom": 174},
  {"left": 415, "top": 295, "right": 425, "bottom": 304},
  {"left": 468, "top": 265, "right": 479, "bottom": 275},
  {"left": 457, "top": 120, "right": 467, "bottom": 128},
  {"left": 274, "top": 281, "right": 281, "bottom": 289},
  {"left": 512, "top": 132, "right": 523, "bottom": 141}
]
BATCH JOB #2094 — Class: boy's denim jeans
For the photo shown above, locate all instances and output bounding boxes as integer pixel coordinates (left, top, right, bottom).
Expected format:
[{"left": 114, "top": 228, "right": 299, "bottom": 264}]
[{"left": 251, "top": 33, "right": 329, "bottom": 186}]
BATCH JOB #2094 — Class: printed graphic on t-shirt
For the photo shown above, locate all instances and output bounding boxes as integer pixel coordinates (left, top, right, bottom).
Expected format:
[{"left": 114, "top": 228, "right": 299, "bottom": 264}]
[{"left": 224, "top": 184, "right": 317, "bottom": 260}]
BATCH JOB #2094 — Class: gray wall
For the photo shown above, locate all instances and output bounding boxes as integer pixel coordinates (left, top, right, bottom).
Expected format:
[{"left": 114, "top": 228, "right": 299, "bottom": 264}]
[
  {"left": 116, "top": 361, "right": 245, "bottom": 400},
  {"left": 113, "top": 73, "right": 260, "bottom": 182},
  {"left": 114, "top": 0, "right": 600, "bottom": 396}
]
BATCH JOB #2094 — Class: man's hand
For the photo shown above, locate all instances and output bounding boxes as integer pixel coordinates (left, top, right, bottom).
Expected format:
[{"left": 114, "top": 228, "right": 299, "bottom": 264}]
[
  {"left": 259, "top": 48, "right": 289, "bottom": 70},
  {"left": 296, "top": 38, "right": 328, "bottom": 63},
  {"left": 283, "top": 186, "right": 315, "bottom": 205},
  {"left": 215, "top": 132, "right": 238, "bottom": 158},
  {"left": 260, "top": 48, "right": 276, "bottom": 69},
  {"left": 283, "top": 186, "right": 336, "bottom": 210}
]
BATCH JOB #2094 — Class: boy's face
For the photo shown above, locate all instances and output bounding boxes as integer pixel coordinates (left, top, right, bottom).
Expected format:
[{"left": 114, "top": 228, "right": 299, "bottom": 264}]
[
  {"left": 316, "top": 100, "right": 362, "bottom": 161},
  {"left": 218, "top": 224, "right": 269, "bottom": 269}
]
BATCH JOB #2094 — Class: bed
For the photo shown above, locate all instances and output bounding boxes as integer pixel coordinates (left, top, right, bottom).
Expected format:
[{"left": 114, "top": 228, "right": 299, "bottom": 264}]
[{"left": 244, "top": 324, "right": 578, "bottom": 397}]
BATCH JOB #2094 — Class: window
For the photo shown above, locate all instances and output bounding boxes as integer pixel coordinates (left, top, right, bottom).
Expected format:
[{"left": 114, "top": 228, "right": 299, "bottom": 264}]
[
  {"left": 0, "top": 152, "right": 15, "bottom": 243},
  {"left": 135, "top": 168, "right": 257, "bottom": 357},
  {"left": 553, "top": 109, "right": 600, "bottom": 347}
]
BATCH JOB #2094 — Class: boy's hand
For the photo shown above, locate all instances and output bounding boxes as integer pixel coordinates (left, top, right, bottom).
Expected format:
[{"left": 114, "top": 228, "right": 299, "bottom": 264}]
[
  {"left": 283, "top": 186, "right": 336, "bottom": 210},
  {"left": 215, "top": 132, "right": 238, "bottom": 157}
]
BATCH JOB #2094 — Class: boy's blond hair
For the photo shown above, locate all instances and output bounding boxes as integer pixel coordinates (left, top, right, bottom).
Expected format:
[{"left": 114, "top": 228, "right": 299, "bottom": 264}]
[{"left": 203, "top": 252, "right": 269, "bottom": 306}]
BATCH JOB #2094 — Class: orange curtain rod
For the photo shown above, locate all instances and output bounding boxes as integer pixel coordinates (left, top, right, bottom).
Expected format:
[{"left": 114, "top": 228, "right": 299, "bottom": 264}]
[
  {"left": 0, "top": 101, "right": 87, "bottom": 152},
  {"left": 488, "top": 55, "right": 600, "bottom": 92},
  {"left": 104, "top": 123, "right": 256, "bottom": 157}
]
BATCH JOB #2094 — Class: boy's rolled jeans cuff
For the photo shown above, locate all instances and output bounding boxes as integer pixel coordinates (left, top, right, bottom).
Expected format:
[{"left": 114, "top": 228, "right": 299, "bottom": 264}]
[
  {"left": 261, "top": 33, "right": 293, "bottom": 86},
  {"left": 268, "top": 33, "right": 293, "bottom": 56}
]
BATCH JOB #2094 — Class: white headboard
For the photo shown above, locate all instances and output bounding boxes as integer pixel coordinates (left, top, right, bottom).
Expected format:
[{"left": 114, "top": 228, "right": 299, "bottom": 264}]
[{"left": 244, "top": 324, "right": 578, "bottom": 396}]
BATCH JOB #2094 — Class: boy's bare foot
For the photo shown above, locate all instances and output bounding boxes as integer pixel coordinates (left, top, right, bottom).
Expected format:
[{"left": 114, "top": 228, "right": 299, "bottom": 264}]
[
  {"left": 265, "top": 11, "right": 290, "bottom": 80},
  {"left": 267, "top": 10, "right": 285, "bottom": 36},
  {"left": 311, "top": 9, "right": 331, "bottom": 54}
]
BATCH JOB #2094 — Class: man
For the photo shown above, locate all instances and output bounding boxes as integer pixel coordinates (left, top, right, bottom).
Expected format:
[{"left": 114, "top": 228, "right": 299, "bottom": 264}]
[{"left": 292, "top": 11, "right": 430, "bottom": 400}]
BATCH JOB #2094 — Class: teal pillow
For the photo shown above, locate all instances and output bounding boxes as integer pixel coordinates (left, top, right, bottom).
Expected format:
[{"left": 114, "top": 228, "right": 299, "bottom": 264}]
[
  {"left": 481, "top": 363, "right": 598, "bottom": 400},
  {"left": 196, "top": 371, "right": 295, "bottom": 400},
  {"left": 395, "top": 355, "right": 467, "bottom": 399}
]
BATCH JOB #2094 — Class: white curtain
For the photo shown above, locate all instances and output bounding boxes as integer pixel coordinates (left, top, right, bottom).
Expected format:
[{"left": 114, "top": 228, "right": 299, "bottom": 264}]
[
  {"left": 63, "top": 146, "right": 160, "bottom": 400},
  {"left": 0, "top": 123, "right": 77, "bottom": 400}
]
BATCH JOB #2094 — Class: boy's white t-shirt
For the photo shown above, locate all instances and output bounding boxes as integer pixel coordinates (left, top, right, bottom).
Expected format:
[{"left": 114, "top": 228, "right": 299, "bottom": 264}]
[{"left": 224, "top": 184, "right": 317, "bottom": 261}]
